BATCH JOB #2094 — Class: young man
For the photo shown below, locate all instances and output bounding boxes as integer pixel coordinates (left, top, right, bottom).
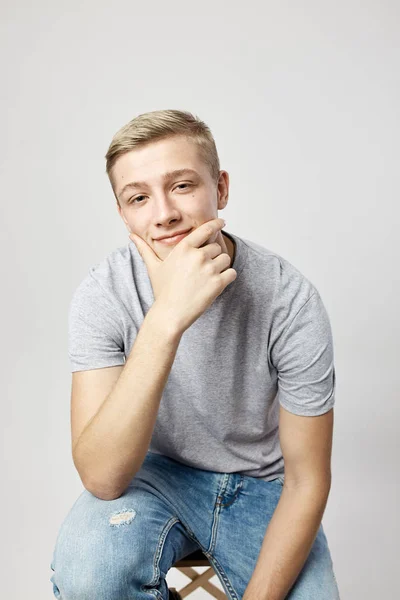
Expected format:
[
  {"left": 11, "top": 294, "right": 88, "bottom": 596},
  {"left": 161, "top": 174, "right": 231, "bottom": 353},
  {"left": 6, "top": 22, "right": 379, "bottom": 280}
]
[{"left": 50, "top": 109, "right": 340, "bottom": 599}]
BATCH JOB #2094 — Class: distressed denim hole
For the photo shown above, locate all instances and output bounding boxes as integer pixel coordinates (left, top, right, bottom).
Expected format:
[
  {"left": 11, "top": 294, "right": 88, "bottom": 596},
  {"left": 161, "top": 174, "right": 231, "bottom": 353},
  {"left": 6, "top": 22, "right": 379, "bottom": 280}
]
[{"left": 109, "top": 508, "right": 136, "bottom": 527}]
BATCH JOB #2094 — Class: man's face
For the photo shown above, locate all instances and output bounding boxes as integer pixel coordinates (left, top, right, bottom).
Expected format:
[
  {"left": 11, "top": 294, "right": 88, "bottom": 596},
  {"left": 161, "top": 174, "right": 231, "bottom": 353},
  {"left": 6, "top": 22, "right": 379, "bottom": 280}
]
[{"left": 113, "top": 134, "right": 229, "bottom": 260}]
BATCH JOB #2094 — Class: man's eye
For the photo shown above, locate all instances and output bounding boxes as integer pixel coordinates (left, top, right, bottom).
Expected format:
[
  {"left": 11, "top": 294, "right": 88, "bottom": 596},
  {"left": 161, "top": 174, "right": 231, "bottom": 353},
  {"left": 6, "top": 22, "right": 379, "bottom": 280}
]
[
  {"left": 128, "top": 184, "right": 191, "bottom": 204},
  {"left": 129, "top": 196, "right": 145, "bottom": 204}
]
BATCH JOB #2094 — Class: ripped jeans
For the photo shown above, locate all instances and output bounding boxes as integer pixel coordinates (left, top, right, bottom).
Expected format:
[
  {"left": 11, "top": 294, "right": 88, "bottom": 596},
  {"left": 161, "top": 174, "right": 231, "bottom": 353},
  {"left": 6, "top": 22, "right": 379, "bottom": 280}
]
[{"left": 50, "top": 451, "right": 340, "bottom": 599}]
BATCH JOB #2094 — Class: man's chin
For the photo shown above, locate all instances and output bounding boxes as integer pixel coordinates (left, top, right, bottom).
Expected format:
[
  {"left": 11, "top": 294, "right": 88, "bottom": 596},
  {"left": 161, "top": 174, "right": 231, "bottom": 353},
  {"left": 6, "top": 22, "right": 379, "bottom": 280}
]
[{"left": 153, "top": 246, "right": 171, "bottom": 261}]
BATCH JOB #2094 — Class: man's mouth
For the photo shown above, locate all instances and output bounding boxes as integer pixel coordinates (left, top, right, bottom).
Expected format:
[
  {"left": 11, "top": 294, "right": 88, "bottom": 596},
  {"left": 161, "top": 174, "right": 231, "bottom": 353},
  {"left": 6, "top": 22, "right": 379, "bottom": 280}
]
[{"left": 155, "top": 228, "right": 193, "bottom": 245}]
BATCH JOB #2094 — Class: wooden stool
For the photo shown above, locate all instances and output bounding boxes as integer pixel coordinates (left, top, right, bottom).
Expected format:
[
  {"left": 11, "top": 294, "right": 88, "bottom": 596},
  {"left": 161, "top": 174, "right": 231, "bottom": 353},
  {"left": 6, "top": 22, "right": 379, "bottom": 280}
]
[{"left": 169, "top": 548, "right": 228, "bottom": 598}]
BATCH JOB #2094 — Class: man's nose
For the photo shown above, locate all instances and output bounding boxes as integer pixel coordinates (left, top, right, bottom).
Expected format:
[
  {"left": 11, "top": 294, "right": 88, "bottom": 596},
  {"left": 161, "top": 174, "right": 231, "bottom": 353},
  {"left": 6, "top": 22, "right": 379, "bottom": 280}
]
[{"left": 153, "top": 193, "right": 181, "bottom": 225}]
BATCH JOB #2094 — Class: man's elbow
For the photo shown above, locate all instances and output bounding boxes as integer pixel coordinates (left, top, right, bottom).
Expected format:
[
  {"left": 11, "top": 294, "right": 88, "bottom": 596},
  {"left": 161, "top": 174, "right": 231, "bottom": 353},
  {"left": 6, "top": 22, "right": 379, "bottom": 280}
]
[{"left": 83, "top": 477, "right": 129, "bottom": 501}]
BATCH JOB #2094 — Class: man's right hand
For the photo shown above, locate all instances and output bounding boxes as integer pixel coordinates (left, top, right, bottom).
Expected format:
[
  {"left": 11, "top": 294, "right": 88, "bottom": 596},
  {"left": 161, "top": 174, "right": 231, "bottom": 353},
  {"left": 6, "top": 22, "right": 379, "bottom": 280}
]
[{"left": 129, "top": 218, "right": 237, "bottom": 334}]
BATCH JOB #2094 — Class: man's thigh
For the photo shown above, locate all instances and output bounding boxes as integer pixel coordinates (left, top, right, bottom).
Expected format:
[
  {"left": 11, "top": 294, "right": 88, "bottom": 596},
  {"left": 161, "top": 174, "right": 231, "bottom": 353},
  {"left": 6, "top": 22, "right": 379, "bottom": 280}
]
[
  {"left": 49, "top": 478, "right": 199, "bottom": 599},
  {"left": 207, "top": 475, "right": 340, "bottom": 599}
]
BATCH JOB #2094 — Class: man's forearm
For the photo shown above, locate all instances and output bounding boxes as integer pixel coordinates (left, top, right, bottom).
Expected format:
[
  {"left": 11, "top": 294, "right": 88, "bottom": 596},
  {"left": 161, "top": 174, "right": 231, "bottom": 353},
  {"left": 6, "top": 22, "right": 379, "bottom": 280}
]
[
  {"left": 243, "top": 482, "right": 330, "bottom": 600},
  {"left": 72, "top": 303, "right": 183, "bottom": 500}
]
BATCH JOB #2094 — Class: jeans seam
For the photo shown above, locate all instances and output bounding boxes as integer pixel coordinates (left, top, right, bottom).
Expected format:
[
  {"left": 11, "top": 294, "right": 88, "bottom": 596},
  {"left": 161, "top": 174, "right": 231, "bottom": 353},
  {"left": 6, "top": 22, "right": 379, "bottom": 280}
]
[
  {"left": 202, "top": 551, "right": 240, "bottom": 600},
  {"left": 207, "top": 474, "right": 230, "bottom": 554},
  {"left": 141, "top": 515, "right": 180, "bottom": 598},
  {"left": 190, "top": 474, "right": 240, "bottom": 599}
]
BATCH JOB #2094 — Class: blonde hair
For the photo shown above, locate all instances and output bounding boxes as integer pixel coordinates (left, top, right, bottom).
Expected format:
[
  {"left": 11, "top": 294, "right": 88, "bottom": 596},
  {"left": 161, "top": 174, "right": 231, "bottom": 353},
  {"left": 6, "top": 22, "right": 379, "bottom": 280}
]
[{"left": 105, "top": 109, "right": 221, "bottom": 204}]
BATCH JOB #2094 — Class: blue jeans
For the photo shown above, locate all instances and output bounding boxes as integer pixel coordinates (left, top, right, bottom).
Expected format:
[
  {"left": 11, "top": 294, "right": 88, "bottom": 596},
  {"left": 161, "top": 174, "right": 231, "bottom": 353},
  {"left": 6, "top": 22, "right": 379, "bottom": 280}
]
[{"left": 50, "top": 451, "right": 340, "bottom": 599}]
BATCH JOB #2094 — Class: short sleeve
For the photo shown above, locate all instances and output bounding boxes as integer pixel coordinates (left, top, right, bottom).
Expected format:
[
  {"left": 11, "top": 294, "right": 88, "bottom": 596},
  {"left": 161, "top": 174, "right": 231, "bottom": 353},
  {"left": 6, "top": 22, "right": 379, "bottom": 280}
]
[
  {"left": 68, "top": 274, "right": 126, "bottom": 372},
  {"left": 271, "top": 290, "right": 336, "bottom": 416}
]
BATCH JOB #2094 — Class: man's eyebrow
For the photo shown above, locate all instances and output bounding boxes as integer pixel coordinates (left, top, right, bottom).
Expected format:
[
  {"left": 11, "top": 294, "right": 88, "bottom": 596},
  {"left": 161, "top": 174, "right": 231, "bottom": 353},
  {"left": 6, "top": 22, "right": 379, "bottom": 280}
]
[{"left": 117, "top": 168, "right": 201, "bottom": 199}]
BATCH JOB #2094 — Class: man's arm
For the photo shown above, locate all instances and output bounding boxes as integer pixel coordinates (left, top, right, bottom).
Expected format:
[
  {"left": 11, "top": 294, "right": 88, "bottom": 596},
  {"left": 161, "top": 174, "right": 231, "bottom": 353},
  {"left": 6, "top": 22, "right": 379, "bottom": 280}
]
[
  {"left": 71, "top": 218, "right": 234, "bottom": 502},
  {"left": 72, "top": 304, "right": 183, "bottom": 500},
  {"left": 243, "top": 405, "right": 334, "bottom": 600}
]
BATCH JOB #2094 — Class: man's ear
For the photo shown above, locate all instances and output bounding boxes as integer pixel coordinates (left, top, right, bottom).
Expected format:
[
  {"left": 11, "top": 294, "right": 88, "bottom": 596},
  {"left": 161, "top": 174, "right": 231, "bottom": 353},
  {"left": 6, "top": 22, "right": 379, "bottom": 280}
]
[{"left": 216, "top": 170, "right": 229, "bottom": 210}]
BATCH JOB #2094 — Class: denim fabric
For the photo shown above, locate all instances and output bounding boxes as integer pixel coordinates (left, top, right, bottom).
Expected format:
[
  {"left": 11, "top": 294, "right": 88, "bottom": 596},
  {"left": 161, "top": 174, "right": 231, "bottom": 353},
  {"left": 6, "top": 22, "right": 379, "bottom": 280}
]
[{"left": 50, "top": 451, "right": 340, "bottom": 599}]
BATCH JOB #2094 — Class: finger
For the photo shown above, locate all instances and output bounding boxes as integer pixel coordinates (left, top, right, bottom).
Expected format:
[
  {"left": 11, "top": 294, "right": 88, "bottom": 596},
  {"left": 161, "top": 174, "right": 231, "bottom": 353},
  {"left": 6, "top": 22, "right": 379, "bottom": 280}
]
[
  {"left": 218, "top": 267, "right": 237, "bottom": 289},
  {"left": 201, "top": 241, "right": 223, "bottom": 259},
  {"left": 184, "top": 218, "right": 226, "bottom": 249},
  {"left": 212, "top": 252, "right": 232, "bottom": 272}
]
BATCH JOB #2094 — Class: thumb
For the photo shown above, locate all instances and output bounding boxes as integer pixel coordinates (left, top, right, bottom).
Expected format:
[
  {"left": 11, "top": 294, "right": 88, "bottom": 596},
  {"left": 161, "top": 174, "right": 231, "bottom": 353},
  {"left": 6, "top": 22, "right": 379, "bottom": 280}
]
[{"left": 129, "top": 232, "right": 160, "bottom": 269}]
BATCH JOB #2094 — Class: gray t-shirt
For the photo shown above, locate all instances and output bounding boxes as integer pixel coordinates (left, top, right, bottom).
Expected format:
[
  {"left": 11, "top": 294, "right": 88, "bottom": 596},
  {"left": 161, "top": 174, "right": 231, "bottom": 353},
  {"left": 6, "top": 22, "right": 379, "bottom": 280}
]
[{"left": 68, "top": 230, "right": 336, "bottom": 482}]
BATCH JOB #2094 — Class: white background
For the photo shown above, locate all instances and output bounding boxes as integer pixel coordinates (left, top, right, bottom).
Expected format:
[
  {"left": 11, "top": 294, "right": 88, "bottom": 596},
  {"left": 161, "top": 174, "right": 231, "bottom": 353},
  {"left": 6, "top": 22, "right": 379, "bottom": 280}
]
[{"left": 1, "top": 1, "right": 399, "bottom": 598}]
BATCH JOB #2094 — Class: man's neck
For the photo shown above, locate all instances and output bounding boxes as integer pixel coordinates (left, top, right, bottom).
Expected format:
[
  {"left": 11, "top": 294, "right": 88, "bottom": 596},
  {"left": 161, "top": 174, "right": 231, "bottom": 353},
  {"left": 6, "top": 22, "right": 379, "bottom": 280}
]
[{"left": 222, "top": 231, "right": 236, "bottom": 268}]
